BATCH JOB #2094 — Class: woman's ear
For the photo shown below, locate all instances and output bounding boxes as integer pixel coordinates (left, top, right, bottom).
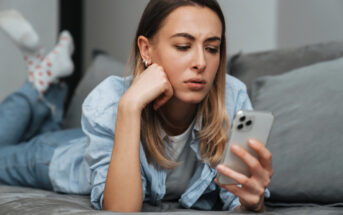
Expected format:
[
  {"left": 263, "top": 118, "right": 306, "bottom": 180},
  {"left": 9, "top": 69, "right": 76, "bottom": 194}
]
[{"left": 137, "top": 35, "right": 152, "bottom": 64}]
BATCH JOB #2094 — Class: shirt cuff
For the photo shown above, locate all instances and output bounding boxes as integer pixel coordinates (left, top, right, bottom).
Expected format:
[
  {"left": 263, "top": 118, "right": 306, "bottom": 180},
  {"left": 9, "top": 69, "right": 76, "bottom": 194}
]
[
  {"left": 99, "top": 193, "right": 105, "bottom": 209},
  {"left": 264, "top": 188, "right": 271, "bottom": 199},
  {"left": 228, "top": 197, "right": 241, "bottom": 211}
]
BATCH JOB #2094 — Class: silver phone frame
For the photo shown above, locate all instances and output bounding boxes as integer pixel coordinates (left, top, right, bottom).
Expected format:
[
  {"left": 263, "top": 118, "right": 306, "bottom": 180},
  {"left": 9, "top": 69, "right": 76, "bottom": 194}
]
[{"left": 216, "top": 110, "right": 274, "bottom": 185}]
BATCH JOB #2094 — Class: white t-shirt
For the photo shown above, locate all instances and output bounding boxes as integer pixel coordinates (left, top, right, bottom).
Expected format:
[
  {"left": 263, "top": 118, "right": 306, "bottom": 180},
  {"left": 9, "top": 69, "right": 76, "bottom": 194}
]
[{"left": 163, "top": 121, "right": 200, "bottom": 201}]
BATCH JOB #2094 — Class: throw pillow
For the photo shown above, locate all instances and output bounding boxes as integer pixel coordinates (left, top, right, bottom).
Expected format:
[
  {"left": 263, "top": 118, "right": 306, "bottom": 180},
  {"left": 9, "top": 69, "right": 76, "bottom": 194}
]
[
  {"left": 62, "top": 54, "right": 126, "bottom": 128},
  {"left": 228, "top": 41, "right": 343, "bottom": 96},
  {"left": 251, "top": 57, "right": 343, "bottom": 204}
]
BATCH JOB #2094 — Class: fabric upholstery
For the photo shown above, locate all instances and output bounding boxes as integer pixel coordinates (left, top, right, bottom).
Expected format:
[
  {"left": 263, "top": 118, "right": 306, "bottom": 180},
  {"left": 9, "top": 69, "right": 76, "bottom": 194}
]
[
  {"left": 251, "top": 57, "right": 343, "bottom": 204},
  {"left": 63, "top": 54, "right": 125, "bottom": 128},
  {"left": 228, "top": 41, "right": 343, "bottom": 96}
]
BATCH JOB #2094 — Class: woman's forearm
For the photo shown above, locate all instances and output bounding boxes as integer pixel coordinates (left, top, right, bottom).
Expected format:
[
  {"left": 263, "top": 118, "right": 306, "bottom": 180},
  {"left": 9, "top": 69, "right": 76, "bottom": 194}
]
[
  {"left": 103, "top": 99, "right": 143, "bottom": 212},
  {"left": 102, "top": 64, "right": 172, "bottom": 212}
]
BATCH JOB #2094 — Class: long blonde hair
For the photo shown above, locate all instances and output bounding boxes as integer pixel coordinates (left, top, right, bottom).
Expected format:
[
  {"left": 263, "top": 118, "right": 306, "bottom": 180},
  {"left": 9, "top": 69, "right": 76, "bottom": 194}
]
[{"left": 129, "top": 0, "right": 229, "bottom": 169}]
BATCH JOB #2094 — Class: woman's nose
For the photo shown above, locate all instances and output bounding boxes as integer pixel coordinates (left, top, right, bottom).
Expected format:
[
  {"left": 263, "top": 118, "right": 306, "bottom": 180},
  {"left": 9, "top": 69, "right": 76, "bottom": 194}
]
[{"left": 192, "top": 47, "right": 206, "bottom": 72}]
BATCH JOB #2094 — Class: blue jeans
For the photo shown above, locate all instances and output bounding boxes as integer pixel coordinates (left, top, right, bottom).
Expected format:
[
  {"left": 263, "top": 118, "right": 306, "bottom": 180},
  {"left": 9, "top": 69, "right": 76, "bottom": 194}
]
[{"left": 0, "top": 82, "right": 83, "bottom": 190}]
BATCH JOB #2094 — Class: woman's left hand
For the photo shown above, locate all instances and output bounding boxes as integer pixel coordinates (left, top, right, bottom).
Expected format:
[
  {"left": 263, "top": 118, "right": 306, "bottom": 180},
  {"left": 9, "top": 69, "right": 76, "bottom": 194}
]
[{"left": 214, "top": 139, "right": 273, "bottom": 212}]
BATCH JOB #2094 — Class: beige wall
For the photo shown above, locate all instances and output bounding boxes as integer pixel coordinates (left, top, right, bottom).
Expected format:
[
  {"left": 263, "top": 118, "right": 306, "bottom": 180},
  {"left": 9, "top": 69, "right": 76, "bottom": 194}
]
[
  {"left": 84, "top": 0, "right": 148, "bottom": 70},
  {"left": 218, "top": 0, "right": 278, "bottom": 55},
  {"left": 0, "top": 0, "right": 58, "bottom": 101},
  {"left": 277, "top": 0, "right": 343, "bottom": 48}
]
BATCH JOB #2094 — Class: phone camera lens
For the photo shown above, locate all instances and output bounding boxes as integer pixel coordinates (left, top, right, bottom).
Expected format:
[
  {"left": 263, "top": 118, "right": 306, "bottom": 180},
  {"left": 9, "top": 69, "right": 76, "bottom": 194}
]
[
  {"left": 239, "top": 116, "right": 246, "bottom": 122},
  {"left": 237, "top": 124, "right": 244, "bottom": 130},
  {"left": 246, "top": 120, "right": 252, "bottom": 126}
]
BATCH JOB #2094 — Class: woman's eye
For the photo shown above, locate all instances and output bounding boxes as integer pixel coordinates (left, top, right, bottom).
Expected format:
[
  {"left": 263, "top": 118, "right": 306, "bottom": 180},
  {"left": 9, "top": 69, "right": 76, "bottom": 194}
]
[
  {"left": 175, "top": 45, "right": 190, "bottom": 51},
  {"left": 206, "top": 47, "right": 219, "bottom": 54}
]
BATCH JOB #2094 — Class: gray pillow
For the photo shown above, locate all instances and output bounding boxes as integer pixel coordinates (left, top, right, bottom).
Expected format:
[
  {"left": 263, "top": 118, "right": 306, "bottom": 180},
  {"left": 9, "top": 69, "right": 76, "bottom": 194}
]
[
  {"left": 62, "top": 54, "right": 126, "bottom": 128},
  {"left": 251, "top": 57, "right": 343, "bottom": 204},
  {"left": 228, "top": 41, "right": 343, "bottom": 96}
]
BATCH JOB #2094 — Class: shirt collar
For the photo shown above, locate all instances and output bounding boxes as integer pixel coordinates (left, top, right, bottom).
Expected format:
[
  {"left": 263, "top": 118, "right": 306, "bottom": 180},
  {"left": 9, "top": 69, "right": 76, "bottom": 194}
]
[
  {"left": 160, "top": 115, "right": 203, "bottom": 160},
  {"left": 159, "top": 111, "right": 203, "bottom": 139},
  {"left": 157, "top": 111, "right": 204, "bottom": 160}
]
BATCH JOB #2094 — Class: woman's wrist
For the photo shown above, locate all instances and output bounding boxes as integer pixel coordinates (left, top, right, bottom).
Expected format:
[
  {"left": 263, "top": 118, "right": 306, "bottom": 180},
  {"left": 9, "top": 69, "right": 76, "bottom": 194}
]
[{"left": 119, "top": 93, "right": 144, "bottom": 114}]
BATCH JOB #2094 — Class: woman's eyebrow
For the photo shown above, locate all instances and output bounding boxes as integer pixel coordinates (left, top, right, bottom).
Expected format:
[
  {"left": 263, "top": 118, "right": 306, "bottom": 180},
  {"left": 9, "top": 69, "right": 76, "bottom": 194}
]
[
  {"left": 170, "top": 33, "right": 195, "bottom": 40},
  {"left": 205, "top": 36, "right": 221, "bottom": 43},
  {"left": 170, "top": 33, "right": 221, "bottom": 42}
]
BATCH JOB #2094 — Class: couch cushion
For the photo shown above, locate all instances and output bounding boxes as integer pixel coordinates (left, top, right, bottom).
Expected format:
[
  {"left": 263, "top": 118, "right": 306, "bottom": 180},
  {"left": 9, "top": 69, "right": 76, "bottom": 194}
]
[
  {"left": 1, "top": 185, "right": 343, "bottom": 214},
  {"left": 250, "top": 57, "right": 343, "bottom": 204},
  {"left": 228, "top": 41, "right": 343, "bottom": 96},
  {"left": 62, "top": 54, "right": 126, "bottom": 128}
]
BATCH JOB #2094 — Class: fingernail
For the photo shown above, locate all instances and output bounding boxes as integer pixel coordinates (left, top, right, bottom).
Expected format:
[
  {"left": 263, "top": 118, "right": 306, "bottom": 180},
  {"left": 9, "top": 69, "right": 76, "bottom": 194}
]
[
  {"left": 217, "top": 164, "right": 224, "bottom": 171},
  {"left": 231, "top": 144, "right": 240, "bottom": 151},
  {"left": 249, "top": 139, "right": 258, "bottom": 146}
]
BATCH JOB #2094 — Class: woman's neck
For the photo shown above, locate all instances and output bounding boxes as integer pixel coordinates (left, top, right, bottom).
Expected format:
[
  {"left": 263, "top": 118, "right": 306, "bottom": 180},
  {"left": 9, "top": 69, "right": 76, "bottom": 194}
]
[{"left": 159, "top": 97, "right": 198, "bottom": 136}]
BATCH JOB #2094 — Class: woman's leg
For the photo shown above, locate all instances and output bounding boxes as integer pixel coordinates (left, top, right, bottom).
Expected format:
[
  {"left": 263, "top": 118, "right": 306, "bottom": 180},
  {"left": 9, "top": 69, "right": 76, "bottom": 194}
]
[
  {"left": 0, "top": 10, "right": 74, "bottom": 145},
  {"left": 0, "top": 128, "right": 84, "bottom": 190},
  {"left": 0, "top": 137, "right": 54, "bottom": 190},
  {"left": 0, "top": 81, "right": 67, "bottom": 146},
  {"left": 0, "top": 11, "right": 78, "bottom": 189}
]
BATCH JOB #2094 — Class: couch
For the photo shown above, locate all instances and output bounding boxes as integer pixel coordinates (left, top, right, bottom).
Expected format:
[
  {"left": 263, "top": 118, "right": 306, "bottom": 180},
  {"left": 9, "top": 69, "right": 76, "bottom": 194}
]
[{"left": 1, "top": 41, "right": 343, "bottom": 214}]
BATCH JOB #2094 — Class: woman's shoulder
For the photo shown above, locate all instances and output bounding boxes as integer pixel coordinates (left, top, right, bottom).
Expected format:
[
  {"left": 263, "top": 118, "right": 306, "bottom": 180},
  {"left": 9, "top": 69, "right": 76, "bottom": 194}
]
[
  {"left": 225, "top": 74, "right": 248, "bottom": 93},
  {"left": 225, "top": 74, "right": 249, "bottom": 104},
  {"left": 82, "top": 75, "right": 132, "bottom": 119}
]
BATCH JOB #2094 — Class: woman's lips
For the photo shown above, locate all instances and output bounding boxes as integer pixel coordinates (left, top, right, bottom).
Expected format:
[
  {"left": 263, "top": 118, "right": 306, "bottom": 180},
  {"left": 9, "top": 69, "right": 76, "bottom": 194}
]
[{"left": 185, "top": 79, "right": 206, "bottom": 90}]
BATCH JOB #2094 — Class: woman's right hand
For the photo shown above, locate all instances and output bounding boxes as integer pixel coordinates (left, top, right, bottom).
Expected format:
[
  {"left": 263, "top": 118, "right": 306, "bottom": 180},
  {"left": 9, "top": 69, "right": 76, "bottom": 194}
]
[{"left": 121, "top": 63, "right": 174, "bottom": 111}]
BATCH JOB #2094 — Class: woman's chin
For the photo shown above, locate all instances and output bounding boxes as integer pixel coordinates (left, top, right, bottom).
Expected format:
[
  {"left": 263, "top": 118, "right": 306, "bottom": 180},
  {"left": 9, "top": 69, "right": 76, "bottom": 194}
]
[{"left": 176, "top": 93, "right": 207, "bottom": 104}]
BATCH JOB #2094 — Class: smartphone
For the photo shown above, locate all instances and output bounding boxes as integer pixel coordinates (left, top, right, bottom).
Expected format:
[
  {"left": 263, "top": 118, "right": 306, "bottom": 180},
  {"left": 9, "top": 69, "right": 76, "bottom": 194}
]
[{"left": 216, "top": 110, "right": 274, "bottom": 185}]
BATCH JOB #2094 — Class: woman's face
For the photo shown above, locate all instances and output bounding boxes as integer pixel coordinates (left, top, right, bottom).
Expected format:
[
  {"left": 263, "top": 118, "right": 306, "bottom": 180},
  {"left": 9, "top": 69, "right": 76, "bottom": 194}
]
[{"left": 150, "top": 5, "right": 222, "bottom": 104}]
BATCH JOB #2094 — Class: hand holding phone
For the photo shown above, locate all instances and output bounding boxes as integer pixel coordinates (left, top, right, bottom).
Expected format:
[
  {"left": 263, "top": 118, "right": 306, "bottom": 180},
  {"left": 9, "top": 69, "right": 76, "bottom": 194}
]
[{"left": 216, "top": 110, "right": 274, "bottom": 185}]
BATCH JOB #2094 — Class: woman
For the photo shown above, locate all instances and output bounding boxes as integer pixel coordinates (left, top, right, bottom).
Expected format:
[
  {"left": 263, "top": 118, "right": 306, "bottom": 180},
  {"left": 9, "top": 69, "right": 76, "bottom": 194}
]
[
  {"left": 85, "top": 0, "right": 273, "bottom": 212},
  {"left": 0, "top": 0, "right": 273, "bottom": 213}
]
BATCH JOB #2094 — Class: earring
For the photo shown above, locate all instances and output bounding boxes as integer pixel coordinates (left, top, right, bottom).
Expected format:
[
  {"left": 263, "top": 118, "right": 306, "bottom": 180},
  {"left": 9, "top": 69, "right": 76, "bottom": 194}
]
[{"left": 143, "top": 59, "right": 148, "bottom": 67}]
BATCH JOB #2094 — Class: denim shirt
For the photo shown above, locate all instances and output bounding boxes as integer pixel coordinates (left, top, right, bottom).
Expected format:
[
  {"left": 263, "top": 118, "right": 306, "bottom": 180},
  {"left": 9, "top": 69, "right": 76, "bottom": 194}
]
[{"left": 50, "top": 74, "right": 259, "bottom": 211}]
